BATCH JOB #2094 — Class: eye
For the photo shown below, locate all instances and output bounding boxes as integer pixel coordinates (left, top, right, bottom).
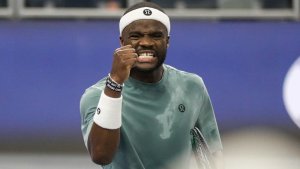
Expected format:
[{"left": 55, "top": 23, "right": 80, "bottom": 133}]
[
  {"left": 152, "top": 33, "right": 163, "bottom": 39},
  {"left": 129, "top": 34, "right": 140, "bottom": 40}
]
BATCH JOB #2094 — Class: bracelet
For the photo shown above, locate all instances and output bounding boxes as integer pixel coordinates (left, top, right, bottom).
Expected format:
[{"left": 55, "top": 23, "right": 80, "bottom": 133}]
[{"left": 106, "top": 74, "right": 124, "bottom": 92}]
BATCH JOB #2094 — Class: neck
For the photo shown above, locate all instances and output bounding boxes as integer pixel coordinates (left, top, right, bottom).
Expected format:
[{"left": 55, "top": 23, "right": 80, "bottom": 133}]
[{"left": 130, "top": 66, "right": 164, "bottom": 83}]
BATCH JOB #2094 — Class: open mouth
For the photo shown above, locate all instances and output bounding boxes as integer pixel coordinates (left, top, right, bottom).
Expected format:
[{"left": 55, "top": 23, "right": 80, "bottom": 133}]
[
  {"left": 138, "top": 52, "right": 154, "bottom": 59},
  {"left": 137, "top": 51, "right": 156, "bottom": 63}
]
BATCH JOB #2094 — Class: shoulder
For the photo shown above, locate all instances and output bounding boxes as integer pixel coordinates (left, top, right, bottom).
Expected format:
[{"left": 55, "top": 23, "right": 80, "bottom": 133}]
[
  {"left": 82, "top": 78, "right": 106, "bottom": 99},
  {"left": 165, "top": 64, "right": 205, "bottom": 90},
  {"left": 80, "top": 78, "right": 106, "bottom": 110}
]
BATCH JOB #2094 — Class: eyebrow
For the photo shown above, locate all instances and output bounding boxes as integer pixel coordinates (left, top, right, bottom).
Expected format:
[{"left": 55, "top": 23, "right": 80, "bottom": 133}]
[{"left": 128, "top": 30, "right": 164, "bottom": 35}]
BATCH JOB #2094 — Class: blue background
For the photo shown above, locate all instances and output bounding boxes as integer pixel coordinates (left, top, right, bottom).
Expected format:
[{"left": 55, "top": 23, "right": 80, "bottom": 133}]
[{"left": 1, "top": 20, "right": 299, "bottom": 150}]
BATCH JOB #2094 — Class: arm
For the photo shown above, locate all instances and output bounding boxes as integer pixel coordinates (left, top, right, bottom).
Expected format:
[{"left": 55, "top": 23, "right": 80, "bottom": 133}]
[
  {"left": 195, "top": 78, "right": 223, "bottom": 169},
  {"left": 87, "top": 87, "right": 121, "bottom": 165},
  {"left": 87, "top": 45, "right": 137, "bottom": 165},
  {"left": 88, "top": 122, "right": 120, "bottom": 165}
]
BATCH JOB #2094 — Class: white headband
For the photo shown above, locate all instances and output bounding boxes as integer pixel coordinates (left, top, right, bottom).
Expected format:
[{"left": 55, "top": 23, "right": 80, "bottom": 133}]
[{"left": 119, "top": 7, "right": 170, "bottom": 36}]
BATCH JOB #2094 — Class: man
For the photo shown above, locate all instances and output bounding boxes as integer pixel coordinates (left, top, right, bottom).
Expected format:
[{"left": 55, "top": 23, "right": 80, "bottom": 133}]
[{"left": 80, "top": 2, "right": 223, "bottom": 169}]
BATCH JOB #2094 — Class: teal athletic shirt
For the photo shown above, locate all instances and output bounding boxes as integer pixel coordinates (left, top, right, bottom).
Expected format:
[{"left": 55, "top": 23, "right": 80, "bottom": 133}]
[{"left": 80, "top": 64, "right": 222, "bottom": 169}]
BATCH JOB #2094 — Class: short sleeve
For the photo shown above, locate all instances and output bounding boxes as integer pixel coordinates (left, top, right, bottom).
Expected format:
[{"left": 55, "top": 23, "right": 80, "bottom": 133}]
[{"left": 80, "top": 86, "right": 103, "bottom": 148}]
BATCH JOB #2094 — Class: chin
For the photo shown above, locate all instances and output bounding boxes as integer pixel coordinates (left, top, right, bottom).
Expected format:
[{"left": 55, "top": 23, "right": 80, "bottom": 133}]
[
  {"left": 133, "top": 63, "right": 162, "bottom": 73},
  {"left": 133, "top": 66, "right": 156, "bottom": 73}
]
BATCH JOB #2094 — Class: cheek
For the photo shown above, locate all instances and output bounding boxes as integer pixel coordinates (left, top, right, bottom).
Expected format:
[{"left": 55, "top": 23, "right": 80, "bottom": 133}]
[
  {"left": 122, "top": 36, "right": 136, "bottom": 45},
  {"left": 156, "top": 40, "right": 166, "bottom": 46},
  {"left": 158, "top": 41, "right": 168, "bottom": 51},
  {"left": 161, "top": 39, "right": 168, "bottom": 47},
  {"left": 125, "top": 40, "right": 138, "bottom": 47}
]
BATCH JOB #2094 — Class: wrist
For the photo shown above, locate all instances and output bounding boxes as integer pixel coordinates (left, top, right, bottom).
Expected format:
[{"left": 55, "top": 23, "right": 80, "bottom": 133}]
[
  {"left": 109, "top": 73, "right": 124, "bottom": 84},
  {"left": 106, "top": 74, "right": 124, "bottom": 92},
  {"left": 93, "top": 91, "right": 122, "bottom": 129},
  {"left": 104, "top": 87, "right": 121, "bottom": 98}
]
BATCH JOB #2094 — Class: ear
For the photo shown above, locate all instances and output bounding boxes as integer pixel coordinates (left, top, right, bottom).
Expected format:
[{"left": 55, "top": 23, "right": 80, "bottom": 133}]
[
  {"left": 119, "top": 36, "right": 124, "bottom": 46},
  {"left": 167, "top": 36, "right": 170, "bottom": 48}
]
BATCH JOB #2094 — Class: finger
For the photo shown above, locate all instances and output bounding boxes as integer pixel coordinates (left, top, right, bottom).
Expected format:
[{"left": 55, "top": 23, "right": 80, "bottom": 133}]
[
  {"left": 116, "top": 48, "right": 136, "bottom": 53},
  {"left": 115, "top": 45, "right": 133, "bottom": 51},
  {"left": 124, "top": 58, "right": 137, "bottom": 68},
  {"left": 121, "top": 44, "right": 132, "bottom": 48},
  {"left": 114, "top": 53, "right": 137, "bottom": 62},
  {"left": 114, "top": 48, "right": 135, "bottom": 56},
  {"left": 118, "top": 53, "right": 138, "bottom": 59}
]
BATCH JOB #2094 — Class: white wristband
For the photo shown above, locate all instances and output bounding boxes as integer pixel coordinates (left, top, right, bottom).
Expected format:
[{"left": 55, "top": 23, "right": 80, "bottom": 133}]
[{"left": 93, "top": 91, "right": 122, "bottom": 129}]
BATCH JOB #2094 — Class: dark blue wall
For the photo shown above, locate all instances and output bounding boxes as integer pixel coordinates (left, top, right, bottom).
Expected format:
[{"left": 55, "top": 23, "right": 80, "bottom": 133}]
[{"left": 1, "top": 20, "right": 299, "bottom": 139}]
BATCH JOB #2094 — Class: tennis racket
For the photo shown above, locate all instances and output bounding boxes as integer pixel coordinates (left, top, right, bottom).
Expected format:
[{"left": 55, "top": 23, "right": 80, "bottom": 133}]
[{"left": 190, "top": 127, "right": 215, "bottom": 169}]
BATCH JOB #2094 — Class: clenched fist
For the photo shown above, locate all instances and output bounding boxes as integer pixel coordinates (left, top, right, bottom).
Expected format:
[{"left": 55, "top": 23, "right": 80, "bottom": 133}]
[{"left": 110, "top": 45, "right": 138, "bottom": 84}]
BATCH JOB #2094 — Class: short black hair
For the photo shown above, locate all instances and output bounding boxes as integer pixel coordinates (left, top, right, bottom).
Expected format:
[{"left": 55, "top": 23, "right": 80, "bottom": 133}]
[{"left": 123, "top": 2, "right": 165, "bottom": 15}]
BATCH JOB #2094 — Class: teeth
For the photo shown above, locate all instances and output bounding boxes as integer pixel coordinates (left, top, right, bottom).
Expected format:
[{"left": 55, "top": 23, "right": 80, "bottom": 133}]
[{"left": 139, "top": 53, "right": 154, "bottom": 58}]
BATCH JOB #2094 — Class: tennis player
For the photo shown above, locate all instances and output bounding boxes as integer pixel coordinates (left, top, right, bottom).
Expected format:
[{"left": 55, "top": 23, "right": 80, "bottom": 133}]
[{"left": 80, "top": 2, "right": 223, "bottom": 169}]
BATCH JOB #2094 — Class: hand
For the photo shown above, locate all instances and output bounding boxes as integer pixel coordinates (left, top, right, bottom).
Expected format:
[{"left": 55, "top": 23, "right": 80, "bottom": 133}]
[{"left": 110, "top": 45, "right": 137, "bottom": 84}]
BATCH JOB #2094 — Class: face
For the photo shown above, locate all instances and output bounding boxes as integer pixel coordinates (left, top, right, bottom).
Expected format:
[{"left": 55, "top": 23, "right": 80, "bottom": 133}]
[{"left": 120, "top": 19, "right": 169, "bottom": 72}]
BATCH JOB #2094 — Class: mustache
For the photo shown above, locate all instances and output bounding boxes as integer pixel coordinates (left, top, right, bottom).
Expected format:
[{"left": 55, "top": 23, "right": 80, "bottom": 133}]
[
  {"left": 136, "top": 48, "right": 156, "bottom": 54},
  {"left": 136, "top": 46, "right": 155, "bottom": 50}
]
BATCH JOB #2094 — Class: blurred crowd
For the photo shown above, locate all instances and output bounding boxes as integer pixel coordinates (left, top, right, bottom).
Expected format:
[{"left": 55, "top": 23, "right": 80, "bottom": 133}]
[
  {"left": 0, "top": 0, "right": 7, "bottom": 7},
  {"left": 0, "top": 0, "right": 293, "bottom": 9}
]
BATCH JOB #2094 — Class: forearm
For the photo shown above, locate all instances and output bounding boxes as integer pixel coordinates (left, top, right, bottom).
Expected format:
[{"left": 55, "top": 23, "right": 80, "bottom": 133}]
[
  {"left": 88, "top": 85, "right": 122, "bottom": 165},
  {"left": 88, "top": 123, "right": 120, "bottom": 165}
]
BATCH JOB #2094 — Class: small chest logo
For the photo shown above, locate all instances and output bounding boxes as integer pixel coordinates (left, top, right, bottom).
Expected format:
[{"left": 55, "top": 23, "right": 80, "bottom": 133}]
[
  {"left": 178, "top": 104, "right": 185, "bottom": 112},
  {"left": 143, "top": 9, "right": 152, "bottom": 16},
  {"left": 96, "top": 107, "right": 101, "bottom": 114}
]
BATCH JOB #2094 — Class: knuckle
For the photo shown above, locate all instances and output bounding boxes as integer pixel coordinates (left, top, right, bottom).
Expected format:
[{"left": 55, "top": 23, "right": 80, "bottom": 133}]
[{"left": 113, "top": 51, "right": 119, "bottom": 57}]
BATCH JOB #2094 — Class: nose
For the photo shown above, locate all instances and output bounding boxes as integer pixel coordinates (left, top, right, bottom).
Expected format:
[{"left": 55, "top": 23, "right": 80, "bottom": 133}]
[{"left": 139, "top": 36, "right": 154, "bottom": 48}]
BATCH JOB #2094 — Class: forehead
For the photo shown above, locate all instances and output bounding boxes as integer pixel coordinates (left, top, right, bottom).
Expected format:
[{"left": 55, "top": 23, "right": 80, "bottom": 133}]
[{"left": 124, "top": 19, "right": 167, "bottom": 33}]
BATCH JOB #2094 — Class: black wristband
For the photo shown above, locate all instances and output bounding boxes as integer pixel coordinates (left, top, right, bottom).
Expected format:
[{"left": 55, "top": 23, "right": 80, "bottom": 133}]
[{"left": 106, "top": 75, "right": 123, "bottom": 92}]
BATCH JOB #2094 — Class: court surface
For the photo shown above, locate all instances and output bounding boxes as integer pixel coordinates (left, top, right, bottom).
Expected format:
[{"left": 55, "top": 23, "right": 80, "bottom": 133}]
[{"left": 1, "top": 127, "right": 299, "bottom": 169}]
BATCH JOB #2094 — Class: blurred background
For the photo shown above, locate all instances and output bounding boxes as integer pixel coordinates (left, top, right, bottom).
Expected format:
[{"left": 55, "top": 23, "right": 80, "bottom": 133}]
[{"left": 1, "top": 0, "right": 300, "bottom": 169}]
